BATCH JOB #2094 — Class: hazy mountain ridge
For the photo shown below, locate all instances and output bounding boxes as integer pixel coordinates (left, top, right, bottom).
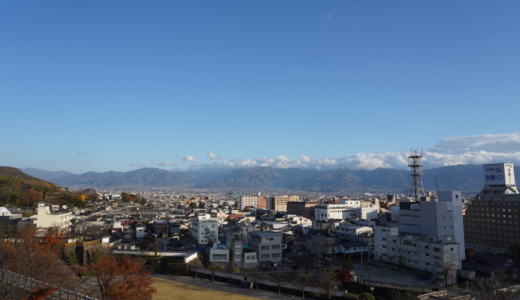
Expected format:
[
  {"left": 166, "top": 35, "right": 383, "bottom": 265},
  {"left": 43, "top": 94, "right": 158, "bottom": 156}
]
[{"left": 21, "top": 164, "right": 508, "bottom": 193}]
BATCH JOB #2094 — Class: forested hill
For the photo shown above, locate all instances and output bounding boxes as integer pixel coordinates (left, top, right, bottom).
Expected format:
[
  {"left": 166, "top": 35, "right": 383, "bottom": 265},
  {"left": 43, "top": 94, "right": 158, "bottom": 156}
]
[{"left": 0, "top": 166, "right": 93, "bottom": 208}]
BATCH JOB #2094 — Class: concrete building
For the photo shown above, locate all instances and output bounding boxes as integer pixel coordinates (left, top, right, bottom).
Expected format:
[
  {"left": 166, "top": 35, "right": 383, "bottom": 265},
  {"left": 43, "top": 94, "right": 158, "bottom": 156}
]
[
  {"left": 239, "top": 196, "right": 259, "bottom": 210},
  {"left": 33, "top": 203, "right": 72, "bottom": 231},
  {"left": 190, "top": 214, "right": 219, "bottom": 245},
  {"left": 314, "top": 204, "right": 360, "bottom": 221},
  {"left": 267, "top": 196, "right": 300, "bottom": 212},
  {"left": 286, "top": 201, "right": 320, "bottom": 219},
  {"left": 464, "top": 163, "right": 520, "bottom": 253},
  {"left": 248, "top": 231, "right": 283, "bottom": 266},
  {"left": 374, "top": 224, "right": 460, "bottom": 285},
  {"left": 209, "top": 243, "right": 230, "bottom": 266},
  {"left": 374, "top": 189, "right": 465, "bottom": 284},
  {"left": 397, "top": 191, "right": 465, "bottom": 260}
]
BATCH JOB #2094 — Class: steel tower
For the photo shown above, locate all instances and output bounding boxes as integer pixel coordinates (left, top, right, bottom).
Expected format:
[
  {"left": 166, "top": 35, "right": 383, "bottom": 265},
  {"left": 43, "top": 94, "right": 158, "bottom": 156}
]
[{"left": 408, "top": 149, "right": 425, "bottom": 201}]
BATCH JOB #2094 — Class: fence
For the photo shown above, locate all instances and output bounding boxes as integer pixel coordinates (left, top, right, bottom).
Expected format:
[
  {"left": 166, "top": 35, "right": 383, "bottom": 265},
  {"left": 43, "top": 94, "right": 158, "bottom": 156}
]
[{"left": 0, "top": 268, "right": 97, "bottom": 300}]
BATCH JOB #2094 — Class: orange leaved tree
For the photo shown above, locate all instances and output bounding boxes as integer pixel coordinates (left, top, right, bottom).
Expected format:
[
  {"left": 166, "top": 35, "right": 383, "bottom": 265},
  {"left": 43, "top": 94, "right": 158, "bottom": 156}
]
[{"left": 89, "top": 254, "right": 156, "bottom": 300}]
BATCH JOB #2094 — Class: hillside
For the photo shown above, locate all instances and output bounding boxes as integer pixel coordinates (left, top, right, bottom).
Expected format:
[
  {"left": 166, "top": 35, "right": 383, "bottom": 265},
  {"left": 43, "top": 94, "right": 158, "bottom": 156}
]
[{"left": 0, "top": 166, "right": 89, "bottom": 208}]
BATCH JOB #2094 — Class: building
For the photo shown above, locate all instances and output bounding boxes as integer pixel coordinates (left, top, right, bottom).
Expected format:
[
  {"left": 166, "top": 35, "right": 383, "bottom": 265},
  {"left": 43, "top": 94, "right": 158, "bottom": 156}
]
[
  {"left": 314, "top": 204, "right": 360, "bottom": 221},
  {"left": 374, "top": 189, "right": 465, "bottom": 284},
  {"left": 239, "top": 196, "right": 259, "bottom": 210},
  {"left": 464, "top": 163, "right": 520, "bottom": 253},
  {"left": 286, "top": 201, "right": 320, "bottom": 219},
  {"left": 209, "top": 243, "right": 230, "bottom": 266},
  {"left": 266, "top": 196, "right": 300, "bottom": 212},
  {"left": 190, "top": 214, "right": 219, "bottom": 245},
  {"left": 33, "top": 203, "right": 72, "bottom": 231},
  {"left": 397, "top": 191, "right": 465, "bottom": 260},
  {"left": 248, "top": 231, "right": 283, "bottom": 266},
  {"left": 374, "top": 224, "right": 460, "bottom": 285}
]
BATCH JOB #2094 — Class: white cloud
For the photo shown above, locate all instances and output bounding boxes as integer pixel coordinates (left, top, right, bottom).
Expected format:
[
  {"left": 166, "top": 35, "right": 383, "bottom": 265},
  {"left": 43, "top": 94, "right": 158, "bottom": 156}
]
[
  {"left": 432, "top": 132, "right": 520, "bottom": 154},
  {"left": 183, "top": 156, "right": 197, "bottom": 163},
  {"left": 187, "top": 132, "right": 520, "bottom": 171},
  {"left": 208, "top": 152, "right": 222, "bottom": 160}
]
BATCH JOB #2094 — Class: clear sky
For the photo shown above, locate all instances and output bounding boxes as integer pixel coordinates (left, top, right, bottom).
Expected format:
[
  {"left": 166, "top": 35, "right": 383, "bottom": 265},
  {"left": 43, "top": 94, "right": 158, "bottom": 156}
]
[{"left": 1, "top": 0, "right": 520, "bottom": 173}]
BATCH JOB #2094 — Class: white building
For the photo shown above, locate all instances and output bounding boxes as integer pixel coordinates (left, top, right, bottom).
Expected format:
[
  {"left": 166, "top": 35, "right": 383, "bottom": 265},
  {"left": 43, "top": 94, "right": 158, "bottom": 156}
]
[
  {"left": 314, "top": 204, "right": 361, "bottom": 221},
  {"left": 190, "top": 214, "right": 219, "bottom": 245},
  {"left": 336, "top": 222, "right": 373, "bottom": 240},
  {"left": 248, "top": 231, "right": 283, "bottom": 266},
  {"left": 239, "top": 196, "right": 258, "bottom": 210},
  {"left": 396, "top": 191, "right": 465, "bottom": 260},
  {"left": 374, "top": 191, "right": 465, "bottom": 284},
  {"left": 209, "top": 243, "right": 230, "bottom": 265},
  {"left": 374, "top": 231, "right": 460, "bottom": 285},
  {"left": 33, "top": 203, "right": 72, "bottom": 230}
]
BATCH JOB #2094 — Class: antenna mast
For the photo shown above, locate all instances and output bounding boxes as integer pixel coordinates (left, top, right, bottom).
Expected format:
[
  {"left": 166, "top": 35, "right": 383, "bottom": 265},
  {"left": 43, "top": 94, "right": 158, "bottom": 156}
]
[{"left": 408, "top": 149, "right": 425, "bottom": 201}]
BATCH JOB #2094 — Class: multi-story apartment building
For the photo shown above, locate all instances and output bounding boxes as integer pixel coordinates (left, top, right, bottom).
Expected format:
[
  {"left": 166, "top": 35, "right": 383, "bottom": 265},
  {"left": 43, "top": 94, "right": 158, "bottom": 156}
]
[
  {"left": 267, "top": 196, "right": 300, "bottom": 212},
  {"left": 248, "top": 231, "right": 283, "bottom": 266},
  {"left": 464, "top": 163, "right": 520, "bottom": 254},
  {"left": 239, "top": 195, "right": 259, "bottom": 210},
  {"left": 190, "top": 214, "right": 219, "bottom": 245}
]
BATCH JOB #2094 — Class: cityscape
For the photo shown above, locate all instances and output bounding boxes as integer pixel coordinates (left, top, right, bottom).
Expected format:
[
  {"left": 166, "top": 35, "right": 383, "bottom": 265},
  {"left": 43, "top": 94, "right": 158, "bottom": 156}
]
[
  {"left": 1, "top": 156, "right": 520, "bottom": 299},
  {"left": 2, "top": 1, "right": 520, "bottom": 299}
]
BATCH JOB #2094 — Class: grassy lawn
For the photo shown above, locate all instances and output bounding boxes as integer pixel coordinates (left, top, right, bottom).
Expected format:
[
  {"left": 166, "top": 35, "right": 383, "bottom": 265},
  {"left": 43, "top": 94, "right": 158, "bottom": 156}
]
[{"left": 152, "top": 277, "right": 264, "bottom": 300}]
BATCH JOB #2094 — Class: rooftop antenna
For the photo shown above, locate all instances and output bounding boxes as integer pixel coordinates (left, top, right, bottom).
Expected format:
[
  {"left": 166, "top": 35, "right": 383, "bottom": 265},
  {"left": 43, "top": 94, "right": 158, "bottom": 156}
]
[{"left": 409, "top": 148, "right": 425, "bottom": 201}]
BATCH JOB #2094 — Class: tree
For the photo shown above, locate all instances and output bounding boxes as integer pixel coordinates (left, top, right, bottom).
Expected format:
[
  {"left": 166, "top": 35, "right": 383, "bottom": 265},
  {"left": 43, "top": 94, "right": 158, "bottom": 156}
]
[
  {"left": 0, "top": 227, "right": 76, "bottom": 287},
  {"left": 358, "top": 292, "right": 375, "bottom": 300},
  {"left": 267, "top": 272, "right": 291, "bottom": 295},
  {"left": 319, "top": 268, "right": 341, "bottom": 299},
  {"left": 294, "top": 272, "right": 314, "bottom": 299},
  {"left": 89, "top": 254, "right": 156, "bottom": 300},
  {"left": 436, "top": 250, "right": 459, "bottom": 287},
  {"left": 17, "top": 189, "right": 42, "bottom": 207}
]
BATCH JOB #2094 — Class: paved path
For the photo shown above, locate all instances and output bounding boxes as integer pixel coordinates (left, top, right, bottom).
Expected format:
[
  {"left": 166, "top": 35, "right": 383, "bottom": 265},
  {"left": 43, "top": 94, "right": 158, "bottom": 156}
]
[{"left": 153, "top": 274, "right": 298, "bottom": 300}]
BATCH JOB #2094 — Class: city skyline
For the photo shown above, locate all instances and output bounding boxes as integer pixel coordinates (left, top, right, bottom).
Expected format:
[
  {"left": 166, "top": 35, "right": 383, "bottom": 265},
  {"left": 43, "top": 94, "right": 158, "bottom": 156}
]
[{"left": 2, "top": 1, "right": 520, "bottom": 173}]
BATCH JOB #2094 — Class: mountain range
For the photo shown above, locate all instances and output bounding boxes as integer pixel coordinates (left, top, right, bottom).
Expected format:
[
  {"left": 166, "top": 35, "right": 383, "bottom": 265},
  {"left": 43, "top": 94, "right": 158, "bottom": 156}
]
[{"left": 19, "top": 164, "right": 501, "bottom": 194}]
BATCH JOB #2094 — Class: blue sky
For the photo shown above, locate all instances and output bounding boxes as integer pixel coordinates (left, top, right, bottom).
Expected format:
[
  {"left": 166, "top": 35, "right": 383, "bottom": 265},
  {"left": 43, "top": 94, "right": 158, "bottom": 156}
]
[{"left": 2, "top": 0, "right": 520, "bottom": 173}]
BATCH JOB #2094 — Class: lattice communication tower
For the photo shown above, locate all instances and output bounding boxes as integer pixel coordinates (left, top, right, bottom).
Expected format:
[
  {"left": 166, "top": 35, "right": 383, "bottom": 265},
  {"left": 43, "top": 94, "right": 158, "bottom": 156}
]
[{"left": 409, "top": 149, "right": 425, "bottom": 201}]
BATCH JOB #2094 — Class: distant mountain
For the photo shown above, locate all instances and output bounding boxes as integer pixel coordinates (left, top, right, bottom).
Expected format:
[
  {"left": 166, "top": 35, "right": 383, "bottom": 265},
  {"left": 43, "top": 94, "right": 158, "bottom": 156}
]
[
  {"left": 41, "top": 164, "right": 503, "bottom": 194},
  {"left": 22, "top": 168, "right": 73, "bottom": 181},
  {"left": 52, "top": 168, "right": 196, "bottom": 189},
  {"left": 203, "top": 167, "right": 320, "bottom": 190}
]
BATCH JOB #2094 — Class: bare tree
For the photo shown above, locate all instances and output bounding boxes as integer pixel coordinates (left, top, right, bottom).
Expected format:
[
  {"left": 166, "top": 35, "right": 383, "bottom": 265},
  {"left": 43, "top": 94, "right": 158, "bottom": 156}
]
[
  {"left": 267, "top": 271, "right": 291, "bottom": 295},
  {"left": 294, "top": 272, "right": 314, "bottom": 299},
  {"left": 435, "top": 250, "right": 459, "bottom": 287},
  {"left": 319, "top": 268, "right": 341, "bottom": 299}
]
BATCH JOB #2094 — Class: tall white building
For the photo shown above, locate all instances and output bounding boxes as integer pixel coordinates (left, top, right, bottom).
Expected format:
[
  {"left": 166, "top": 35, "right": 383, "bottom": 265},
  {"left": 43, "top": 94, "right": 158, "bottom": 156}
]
[
  {"left": 374, "top": 190, "right": 465, "bottom": 284},
  {"left": 397, "top": 191, "right": 465, "bottom": 260},
  {"left": 190, "top": 214, "right": 219, "bottom": 245},
  {"left": 239, "top": 196, "right": 258, "bottom": 210}
]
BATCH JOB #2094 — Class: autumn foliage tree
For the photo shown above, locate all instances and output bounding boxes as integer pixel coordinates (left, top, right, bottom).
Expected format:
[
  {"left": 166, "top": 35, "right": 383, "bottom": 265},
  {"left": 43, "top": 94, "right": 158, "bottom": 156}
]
[
  {"left": 0, "top": 227, "right": 74, "bottom": 284},
  {"left": 89, "top": 254, "right": 156, "bottom": 300}
]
